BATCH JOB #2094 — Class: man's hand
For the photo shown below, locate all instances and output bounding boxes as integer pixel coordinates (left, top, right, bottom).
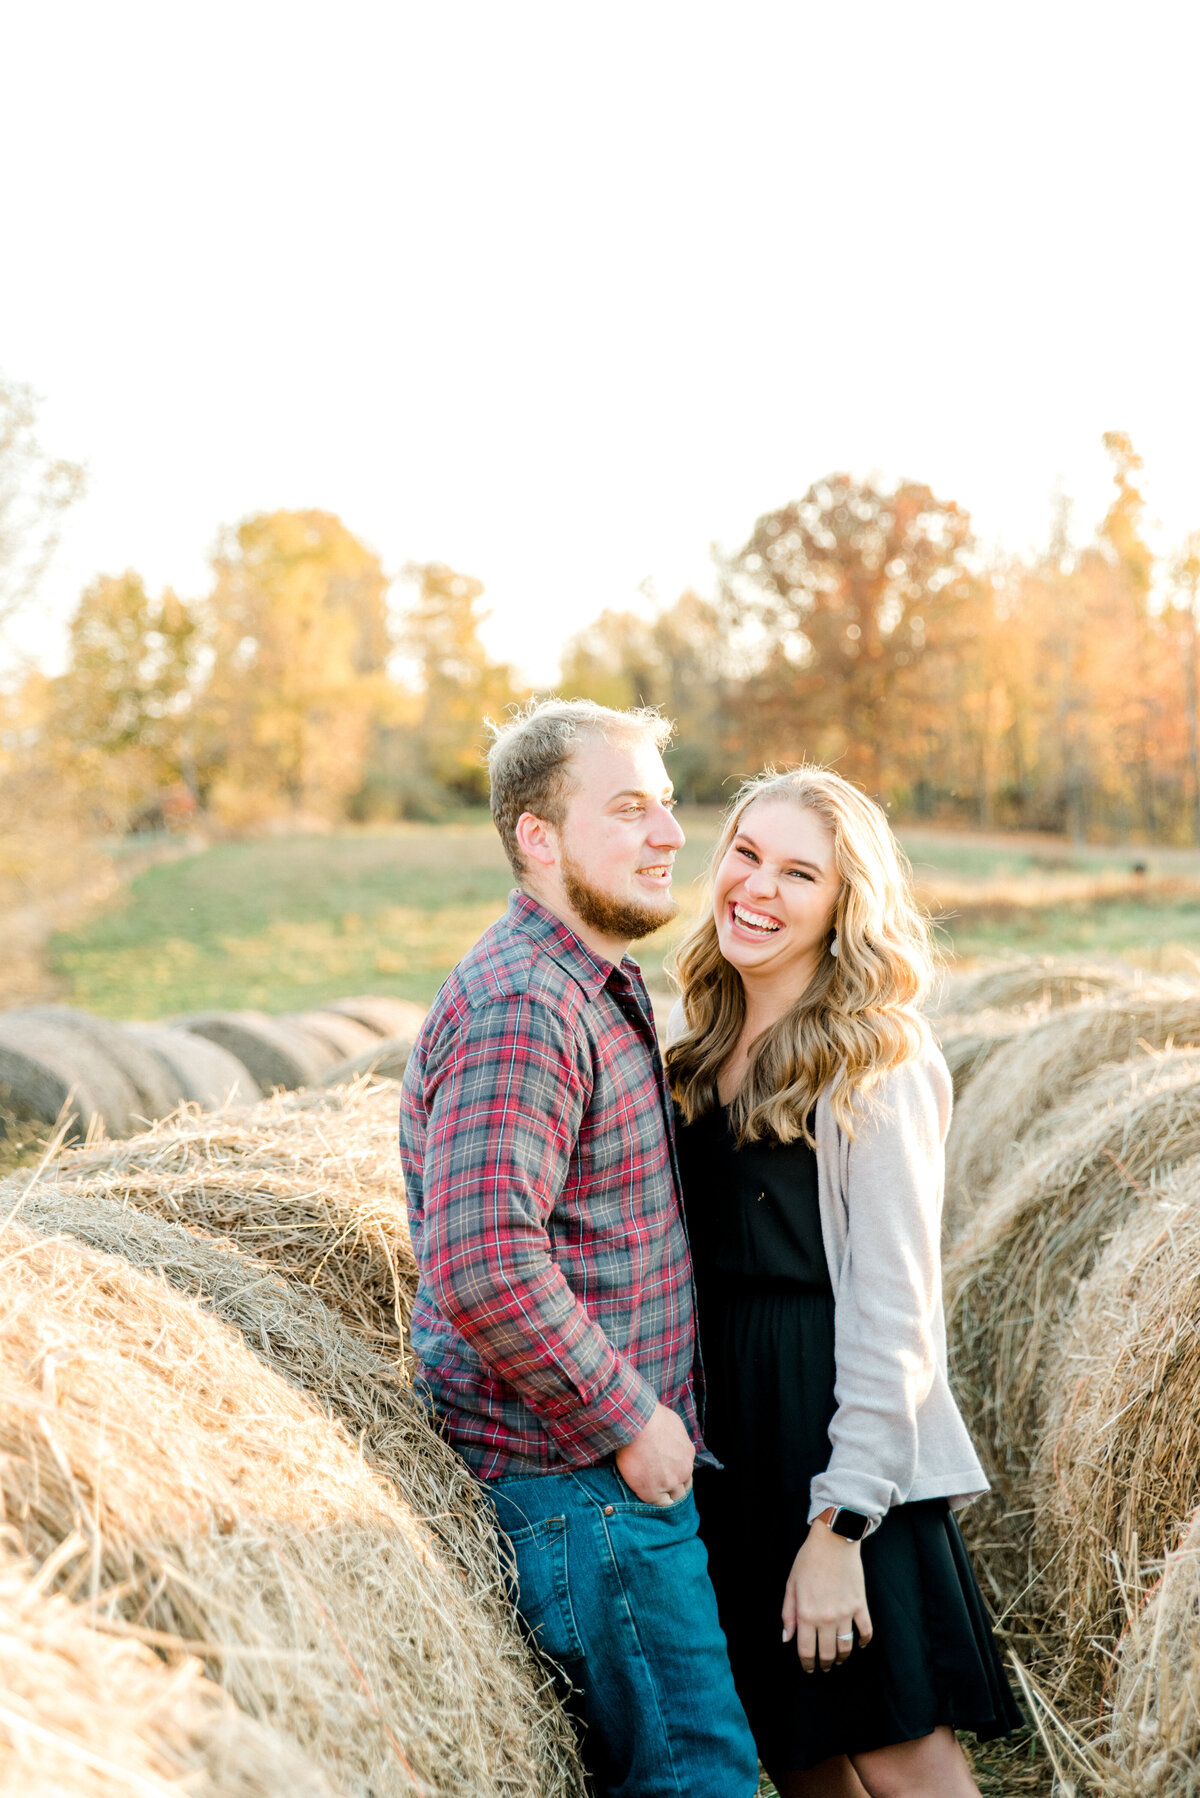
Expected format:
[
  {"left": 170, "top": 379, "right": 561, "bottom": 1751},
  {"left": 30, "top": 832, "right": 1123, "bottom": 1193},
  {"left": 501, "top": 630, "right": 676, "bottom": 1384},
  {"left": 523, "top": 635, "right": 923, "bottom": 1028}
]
[{"left": 615, "top": 1403, "right": 695, "bottom": 1505}]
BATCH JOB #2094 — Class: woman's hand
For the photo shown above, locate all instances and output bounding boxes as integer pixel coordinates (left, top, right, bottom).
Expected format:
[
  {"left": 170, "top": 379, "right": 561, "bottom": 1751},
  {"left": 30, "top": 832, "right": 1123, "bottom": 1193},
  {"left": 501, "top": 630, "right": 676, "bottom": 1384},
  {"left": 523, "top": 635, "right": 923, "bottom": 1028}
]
[{"left": 781, "top": 1521, "right": 874, "bottom": 1673}]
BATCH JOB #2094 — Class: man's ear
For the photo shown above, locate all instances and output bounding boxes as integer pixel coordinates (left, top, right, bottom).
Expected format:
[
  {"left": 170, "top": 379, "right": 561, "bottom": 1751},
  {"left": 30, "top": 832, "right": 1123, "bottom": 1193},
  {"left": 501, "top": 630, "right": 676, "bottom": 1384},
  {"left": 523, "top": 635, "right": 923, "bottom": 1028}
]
[{"left": 515, "top": 811, "right": 558, "bottom": 870}]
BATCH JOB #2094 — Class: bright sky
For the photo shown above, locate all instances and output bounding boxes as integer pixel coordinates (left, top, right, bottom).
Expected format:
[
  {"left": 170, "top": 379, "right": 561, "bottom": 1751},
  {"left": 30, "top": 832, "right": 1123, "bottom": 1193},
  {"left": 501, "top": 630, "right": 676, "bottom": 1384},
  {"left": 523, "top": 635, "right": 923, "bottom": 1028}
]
[{"left": 2, "top": 1, "right": 1198, "bottom": 684}]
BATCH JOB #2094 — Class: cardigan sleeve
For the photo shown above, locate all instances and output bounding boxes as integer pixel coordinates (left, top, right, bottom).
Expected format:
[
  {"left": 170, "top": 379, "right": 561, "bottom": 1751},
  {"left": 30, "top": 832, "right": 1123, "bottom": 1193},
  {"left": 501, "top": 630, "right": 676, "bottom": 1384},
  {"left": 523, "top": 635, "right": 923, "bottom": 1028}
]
[{"left": 808, "top": 1051, "right": 953, "bottom": 1529}]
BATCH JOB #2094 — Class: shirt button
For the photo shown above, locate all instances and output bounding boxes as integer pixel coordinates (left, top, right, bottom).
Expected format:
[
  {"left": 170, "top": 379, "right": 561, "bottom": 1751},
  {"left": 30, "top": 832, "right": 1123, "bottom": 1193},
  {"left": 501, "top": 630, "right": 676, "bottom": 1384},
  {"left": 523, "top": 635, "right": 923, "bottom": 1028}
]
[{"left": 604, "top": 1504, "right": 615, "bottom": 1516}]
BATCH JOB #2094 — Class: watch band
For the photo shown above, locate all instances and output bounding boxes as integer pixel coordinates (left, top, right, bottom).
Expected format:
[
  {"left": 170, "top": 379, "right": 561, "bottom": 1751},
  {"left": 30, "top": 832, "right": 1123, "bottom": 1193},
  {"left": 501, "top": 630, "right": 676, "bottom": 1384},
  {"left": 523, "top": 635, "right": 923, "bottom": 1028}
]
[{"left": 815, "top": 1505, "right": 871, "bottom": 1542}]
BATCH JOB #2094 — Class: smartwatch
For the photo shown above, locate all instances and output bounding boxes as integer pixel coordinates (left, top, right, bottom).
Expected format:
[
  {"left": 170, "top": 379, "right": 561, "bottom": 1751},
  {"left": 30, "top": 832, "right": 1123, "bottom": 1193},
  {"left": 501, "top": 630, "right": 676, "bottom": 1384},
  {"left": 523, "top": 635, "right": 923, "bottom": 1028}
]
[{"left": 815, "top": 1505, "right": 871, "bottom": 1542}]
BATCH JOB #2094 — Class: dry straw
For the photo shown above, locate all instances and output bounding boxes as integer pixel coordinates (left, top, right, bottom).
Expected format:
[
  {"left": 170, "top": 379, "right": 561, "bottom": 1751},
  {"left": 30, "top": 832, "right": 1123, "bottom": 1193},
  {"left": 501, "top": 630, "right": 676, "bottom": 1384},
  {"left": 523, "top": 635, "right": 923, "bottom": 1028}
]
[
  {"left": 1102, "top": 1509, "right": 1200, "bottom": 1796},
  {"left": 42, "top": 1077, "right": 418, "bottom": 1356},
  {"left": 944, "top": 981, "right": 1200, "bottom": 1231},
  {"left": 945, "top": 1048, "right": 1200, "bottom": 1526},
  {"left": 15, "top": 1184, "right": 509, "bottom": 1614},
  {"left": 931, "top": 958, "right": 1128, "bottom": 1020},
  {"left": 0, "top": 1545, "right": 335, "bottom": 1797},
  {"left": 0, "top": 1218, "right": 584, "bottom": 1798},
  {"left": 1032, "top": 1160, "right": 1200, "bottom": 1710},
  {"left": 935, "top": 1008, "right": 1040, "bottom": 1103}
]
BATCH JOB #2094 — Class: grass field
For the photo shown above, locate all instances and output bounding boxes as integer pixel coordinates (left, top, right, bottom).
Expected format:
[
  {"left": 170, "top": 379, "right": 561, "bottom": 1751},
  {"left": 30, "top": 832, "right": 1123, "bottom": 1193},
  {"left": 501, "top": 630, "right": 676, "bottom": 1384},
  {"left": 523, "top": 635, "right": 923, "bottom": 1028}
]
[{"left": 44, "top": 813, "right": 1200, "bottom": 1021}]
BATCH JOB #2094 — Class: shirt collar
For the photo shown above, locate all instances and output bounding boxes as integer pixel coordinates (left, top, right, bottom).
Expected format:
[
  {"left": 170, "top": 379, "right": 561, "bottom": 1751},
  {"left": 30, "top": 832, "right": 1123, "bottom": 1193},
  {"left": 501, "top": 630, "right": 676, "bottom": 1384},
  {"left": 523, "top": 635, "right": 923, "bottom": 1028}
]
[{"left": 506, "top": 890, "right": 642, "bottom": 999}]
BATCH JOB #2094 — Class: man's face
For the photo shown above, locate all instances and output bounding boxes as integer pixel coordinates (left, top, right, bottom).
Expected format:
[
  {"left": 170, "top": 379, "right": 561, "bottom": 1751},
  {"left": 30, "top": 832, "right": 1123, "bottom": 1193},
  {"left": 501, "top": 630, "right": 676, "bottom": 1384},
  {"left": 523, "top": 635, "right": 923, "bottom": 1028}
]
[{"left": 549, "top": 733, "right": 686, "bottom": 943}]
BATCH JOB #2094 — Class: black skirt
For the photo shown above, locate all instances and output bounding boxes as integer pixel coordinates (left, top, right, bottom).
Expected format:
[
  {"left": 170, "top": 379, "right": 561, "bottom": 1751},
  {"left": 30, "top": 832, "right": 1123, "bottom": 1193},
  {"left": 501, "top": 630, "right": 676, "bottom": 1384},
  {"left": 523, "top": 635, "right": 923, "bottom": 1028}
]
[{"left": 676, "top": 1103, "right": 1023, "bottom": 1774}]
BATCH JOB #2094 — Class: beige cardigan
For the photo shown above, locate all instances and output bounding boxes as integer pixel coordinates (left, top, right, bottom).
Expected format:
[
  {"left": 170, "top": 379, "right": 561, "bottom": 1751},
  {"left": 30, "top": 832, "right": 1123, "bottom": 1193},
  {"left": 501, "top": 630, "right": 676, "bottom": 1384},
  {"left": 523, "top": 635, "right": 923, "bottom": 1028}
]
[{"left": 666, "top": 1006, "right": 988, "bottom": 1531}]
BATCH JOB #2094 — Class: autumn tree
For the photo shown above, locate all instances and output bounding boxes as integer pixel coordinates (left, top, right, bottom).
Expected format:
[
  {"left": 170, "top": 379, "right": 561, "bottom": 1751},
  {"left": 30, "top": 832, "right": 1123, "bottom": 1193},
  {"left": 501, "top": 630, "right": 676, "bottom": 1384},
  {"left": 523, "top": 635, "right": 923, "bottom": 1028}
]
[
  {"left": 392, "top": 561, "right": 523, "bottom": 807},
  {"left": 199, "top": 510, "right": 391, "bottom": 824},
  {"left": 723, "top": 475, "right": 976, "bottom": 792},
  {"left": 0, "top": 376, "right": 85, "bottom": 633},
  {"left": 560, "top": 591, "right": 731, "bottom": 799},
  {"left": 1169, "top": 533, "right": 1200, "bottom": 845},
  {"left": 48, "top": 571, "right": 197, "bottom": 823}
]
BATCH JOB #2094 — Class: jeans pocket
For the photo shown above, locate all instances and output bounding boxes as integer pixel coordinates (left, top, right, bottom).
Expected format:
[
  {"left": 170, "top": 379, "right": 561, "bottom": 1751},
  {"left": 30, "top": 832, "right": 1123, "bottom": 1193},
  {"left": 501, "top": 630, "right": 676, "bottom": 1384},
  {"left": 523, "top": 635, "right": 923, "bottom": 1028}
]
[
  {"left": 503, "top": 1515, "right": 585, "bottom": 1665},
  {"left": 612, "top": 1469, "right": 698, "bottom": 1519}
]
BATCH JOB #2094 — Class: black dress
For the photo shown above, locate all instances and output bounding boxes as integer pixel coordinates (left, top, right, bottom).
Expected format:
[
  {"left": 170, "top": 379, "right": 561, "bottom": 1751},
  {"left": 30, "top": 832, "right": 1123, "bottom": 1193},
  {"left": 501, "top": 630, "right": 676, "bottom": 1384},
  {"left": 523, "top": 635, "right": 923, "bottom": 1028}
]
[{"left": 676, "top": 1102, "right": 1023, "bottom": 1775}]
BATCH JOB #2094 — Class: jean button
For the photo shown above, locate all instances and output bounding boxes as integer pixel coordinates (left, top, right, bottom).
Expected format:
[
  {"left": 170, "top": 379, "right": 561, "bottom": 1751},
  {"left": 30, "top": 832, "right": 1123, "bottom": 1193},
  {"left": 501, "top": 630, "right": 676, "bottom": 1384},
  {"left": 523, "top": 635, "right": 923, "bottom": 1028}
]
[{"left": 604, "top": 1504, "right": 615, "bottom": 1515}]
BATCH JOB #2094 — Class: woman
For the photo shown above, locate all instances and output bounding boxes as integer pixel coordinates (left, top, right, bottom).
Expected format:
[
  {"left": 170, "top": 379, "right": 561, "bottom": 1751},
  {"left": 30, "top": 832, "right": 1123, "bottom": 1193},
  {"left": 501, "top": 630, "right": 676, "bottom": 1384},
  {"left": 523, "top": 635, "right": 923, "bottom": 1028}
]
[{"left": 665, "top": 767, "right": 1021, "bottom": 1798}]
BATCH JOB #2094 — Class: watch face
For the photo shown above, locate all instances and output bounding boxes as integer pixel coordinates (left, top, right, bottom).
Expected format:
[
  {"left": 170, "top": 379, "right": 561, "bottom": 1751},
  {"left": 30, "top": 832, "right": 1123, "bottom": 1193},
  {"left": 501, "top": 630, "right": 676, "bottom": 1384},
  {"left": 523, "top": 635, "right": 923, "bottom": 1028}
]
[{"left": 831, "top": 1508, "right": 870, "bottom": 1541}]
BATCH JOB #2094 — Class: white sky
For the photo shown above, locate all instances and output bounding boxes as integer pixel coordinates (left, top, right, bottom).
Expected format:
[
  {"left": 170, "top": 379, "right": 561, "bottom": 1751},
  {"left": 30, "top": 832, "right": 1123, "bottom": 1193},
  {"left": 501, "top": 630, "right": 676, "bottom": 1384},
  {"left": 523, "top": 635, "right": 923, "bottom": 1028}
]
[{"left": 2, "top": 1, "right": 1198, "bottom": 685}]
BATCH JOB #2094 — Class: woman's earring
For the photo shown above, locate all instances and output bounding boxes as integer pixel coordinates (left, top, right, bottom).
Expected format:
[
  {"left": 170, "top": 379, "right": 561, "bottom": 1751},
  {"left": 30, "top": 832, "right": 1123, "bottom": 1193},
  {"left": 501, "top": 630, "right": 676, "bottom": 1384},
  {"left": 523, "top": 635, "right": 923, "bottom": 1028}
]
[{"left": 829, "top": 933, "right": 839, "bottom": 958}]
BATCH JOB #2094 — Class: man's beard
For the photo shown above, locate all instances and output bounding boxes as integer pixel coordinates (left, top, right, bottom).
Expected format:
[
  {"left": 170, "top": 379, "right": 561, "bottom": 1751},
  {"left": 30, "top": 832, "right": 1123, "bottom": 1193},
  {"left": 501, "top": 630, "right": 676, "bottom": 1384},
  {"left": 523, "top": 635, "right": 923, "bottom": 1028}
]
[{"left": 560, "top": 850, "right": 680, "bottom": 944}]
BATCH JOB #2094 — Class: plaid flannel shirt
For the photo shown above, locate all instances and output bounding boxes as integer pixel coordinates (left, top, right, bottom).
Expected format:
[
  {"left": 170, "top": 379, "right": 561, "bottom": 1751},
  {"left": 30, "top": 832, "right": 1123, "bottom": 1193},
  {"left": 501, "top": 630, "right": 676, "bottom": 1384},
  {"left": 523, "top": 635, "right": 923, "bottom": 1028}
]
[{"left": 398, "top": 890, "right": 706, "bottom": 1478}]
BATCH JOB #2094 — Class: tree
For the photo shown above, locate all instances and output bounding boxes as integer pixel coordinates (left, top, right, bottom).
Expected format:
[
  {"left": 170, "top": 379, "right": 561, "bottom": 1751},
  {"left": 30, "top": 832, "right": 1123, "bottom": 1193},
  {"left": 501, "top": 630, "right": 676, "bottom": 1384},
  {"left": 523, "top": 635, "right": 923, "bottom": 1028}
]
[
  {"left": 1171, "top": 533, "right": 1200, "bottom": 845},
  {"left": 200, "top": 510, "right": 391, "bottom": 823},
  {"left": 55, "top": 571, "right": 195, "bottom": 761},
  {"left": 724, "top": 475, "right": 976, "bottom": 792},
  {"left": 395, "top": 562, "right": 524, "bottom": 806},
  {"left": 560, "top": 591, "right": 731, "bottom": 799},
  {"left": 0, "top": 376, "right": 85, "bottom": 632},
  {"left": 47, "top": 571, "right": 198, "bottom": 827}
]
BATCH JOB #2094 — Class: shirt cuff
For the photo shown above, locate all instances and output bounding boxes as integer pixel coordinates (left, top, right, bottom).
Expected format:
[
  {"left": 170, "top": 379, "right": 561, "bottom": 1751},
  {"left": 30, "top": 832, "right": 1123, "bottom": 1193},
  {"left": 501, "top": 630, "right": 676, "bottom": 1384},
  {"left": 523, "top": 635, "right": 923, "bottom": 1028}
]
[{"left": 538, "top": 1352, "right": 660, "bottom": 1461}]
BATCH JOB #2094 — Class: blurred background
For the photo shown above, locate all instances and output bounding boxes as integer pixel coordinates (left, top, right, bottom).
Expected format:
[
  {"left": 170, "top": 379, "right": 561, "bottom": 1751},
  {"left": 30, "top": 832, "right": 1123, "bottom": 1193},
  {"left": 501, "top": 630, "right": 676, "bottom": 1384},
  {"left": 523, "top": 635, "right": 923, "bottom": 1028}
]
[{"left": 3, "top": 0, "right": 1200, "bottom": 1020}]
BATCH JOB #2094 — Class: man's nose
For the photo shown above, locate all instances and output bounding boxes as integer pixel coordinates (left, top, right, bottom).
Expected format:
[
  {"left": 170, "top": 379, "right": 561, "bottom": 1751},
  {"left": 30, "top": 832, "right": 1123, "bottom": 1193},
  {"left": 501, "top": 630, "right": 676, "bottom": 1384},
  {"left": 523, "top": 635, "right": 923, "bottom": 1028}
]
[{"left": 651, "top": 805, "right": 686, "bottom": 849}]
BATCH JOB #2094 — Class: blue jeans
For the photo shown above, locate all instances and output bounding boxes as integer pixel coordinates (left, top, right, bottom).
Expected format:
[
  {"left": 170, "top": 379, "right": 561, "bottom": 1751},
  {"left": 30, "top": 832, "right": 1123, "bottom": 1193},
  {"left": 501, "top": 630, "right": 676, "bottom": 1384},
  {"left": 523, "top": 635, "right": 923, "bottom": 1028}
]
[{"left": 485, "top": 1464, "right": 760, "bottom": 1798}]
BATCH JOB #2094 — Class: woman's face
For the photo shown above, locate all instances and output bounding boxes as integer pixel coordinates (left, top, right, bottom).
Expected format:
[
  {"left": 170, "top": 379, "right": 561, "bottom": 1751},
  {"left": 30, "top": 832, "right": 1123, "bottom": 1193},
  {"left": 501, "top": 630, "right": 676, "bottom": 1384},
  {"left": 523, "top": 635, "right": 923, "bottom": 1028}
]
[{"left": 712, "top": 798, "right": 841, "bottom": 989}]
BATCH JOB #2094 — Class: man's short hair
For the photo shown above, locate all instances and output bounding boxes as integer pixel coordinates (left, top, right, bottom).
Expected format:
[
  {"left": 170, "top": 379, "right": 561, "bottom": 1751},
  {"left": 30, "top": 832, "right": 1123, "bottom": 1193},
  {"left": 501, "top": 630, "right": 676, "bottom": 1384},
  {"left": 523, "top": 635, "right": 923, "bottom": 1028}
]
[{"left": 487, "top": 698, "right": 672, "bottom": 876}]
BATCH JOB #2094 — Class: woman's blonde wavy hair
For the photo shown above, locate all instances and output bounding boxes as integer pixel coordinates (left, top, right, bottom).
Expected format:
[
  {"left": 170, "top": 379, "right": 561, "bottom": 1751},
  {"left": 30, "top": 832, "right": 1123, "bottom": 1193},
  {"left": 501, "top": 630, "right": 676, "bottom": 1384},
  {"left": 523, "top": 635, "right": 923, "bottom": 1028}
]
[{"left": 666, "top": 766, "right": 935, "bottom": 1143}]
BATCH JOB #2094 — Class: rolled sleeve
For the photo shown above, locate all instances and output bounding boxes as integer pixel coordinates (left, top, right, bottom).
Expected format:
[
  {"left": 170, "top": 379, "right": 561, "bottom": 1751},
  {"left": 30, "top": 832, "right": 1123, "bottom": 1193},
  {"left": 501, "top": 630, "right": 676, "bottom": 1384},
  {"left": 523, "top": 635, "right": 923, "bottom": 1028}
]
[{"left": 421, "top": 994, "right": 659, "bottom": 1457}]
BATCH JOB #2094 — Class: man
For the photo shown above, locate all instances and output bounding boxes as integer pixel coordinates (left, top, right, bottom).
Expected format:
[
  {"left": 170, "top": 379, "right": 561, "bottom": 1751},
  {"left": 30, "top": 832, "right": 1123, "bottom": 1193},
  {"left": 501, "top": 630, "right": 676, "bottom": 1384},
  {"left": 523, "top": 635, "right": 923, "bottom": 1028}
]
[{"left": 399, "top": 699, "right": 759, "bottom": 1798}]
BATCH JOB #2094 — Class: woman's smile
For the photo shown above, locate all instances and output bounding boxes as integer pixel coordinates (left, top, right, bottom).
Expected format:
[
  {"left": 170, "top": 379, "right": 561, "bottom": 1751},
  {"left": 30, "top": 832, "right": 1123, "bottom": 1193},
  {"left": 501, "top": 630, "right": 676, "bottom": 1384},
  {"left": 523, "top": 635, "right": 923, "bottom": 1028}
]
[{"left": 728, "top": 900, "right": 784, "bottom": 938}]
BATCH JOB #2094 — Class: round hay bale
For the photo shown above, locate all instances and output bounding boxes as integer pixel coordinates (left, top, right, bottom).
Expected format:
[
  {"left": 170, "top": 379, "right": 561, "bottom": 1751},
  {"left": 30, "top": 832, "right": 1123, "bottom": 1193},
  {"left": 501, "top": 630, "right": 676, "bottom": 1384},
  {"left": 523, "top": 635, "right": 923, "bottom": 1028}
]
[
  {"left": 1100, "top": 1508, "right": 1200, "bottom": 1795},
  {"left": 321, "top": 1034, "right": 415, "bottom": 1085},
  {"left": 16, "top": 1184, "right": 496, "bottom": 1618},
  {"left": 0, "top": 1544, "right": 336, "bottom": 1797},
  {"left": 280, "top": 1009, "right": 381, "bottom": 1062},
  {"left": 127, "top": 1021, "right": 262, "bottom": 1108},
  {"left": 932, "top": 957, "right": 1130, "bottom": 1020},
  {"left": 935, "top": 1007, "right": 1041, "bottom": 1104},
  {"left": 21, "top": 1004, "right": 185, "bottom": 1123},
  {"left": 946, "top": 1048, "right": 1200, "bottom": 1521},
  {"left": 0, "top": 1218, "right": 585, "bottom": 1798},
  {"left": 41, "top": 1080, "right": 417, "bottom": 1352},
  {"left": 946, "top": 981, "right": 1200, "bottom": 1224},
  {"left": 322, "top": 995, "right": 427, "bottom": 1040},
  {"left": 172, "top": 1011, "right": 329, "bottom": 1092},
  {"left": 0, "top": 1012, "right": 137, "bottom": 1139},
  {"left": 1032, "top": 1163, "right": 1200, "bottom": 1705}
]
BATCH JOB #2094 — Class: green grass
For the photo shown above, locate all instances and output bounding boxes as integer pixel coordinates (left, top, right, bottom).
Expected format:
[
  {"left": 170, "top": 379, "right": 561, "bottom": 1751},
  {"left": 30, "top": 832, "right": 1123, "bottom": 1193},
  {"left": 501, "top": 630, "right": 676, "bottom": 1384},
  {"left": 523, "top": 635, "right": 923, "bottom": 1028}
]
[
  {"left": 48, "top": 819, "right": 719, "bottom": 1018},
  {"left": 48, "top": 813, "right": 1200, "bottom": 1022}
]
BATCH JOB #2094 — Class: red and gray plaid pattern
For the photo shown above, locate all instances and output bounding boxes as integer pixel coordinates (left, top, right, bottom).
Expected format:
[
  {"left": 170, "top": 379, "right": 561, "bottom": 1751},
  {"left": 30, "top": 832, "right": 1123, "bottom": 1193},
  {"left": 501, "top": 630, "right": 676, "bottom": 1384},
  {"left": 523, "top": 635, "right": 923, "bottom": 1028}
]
[{"left": 398, "top": 891, "right": 705, "bottom": 1478}]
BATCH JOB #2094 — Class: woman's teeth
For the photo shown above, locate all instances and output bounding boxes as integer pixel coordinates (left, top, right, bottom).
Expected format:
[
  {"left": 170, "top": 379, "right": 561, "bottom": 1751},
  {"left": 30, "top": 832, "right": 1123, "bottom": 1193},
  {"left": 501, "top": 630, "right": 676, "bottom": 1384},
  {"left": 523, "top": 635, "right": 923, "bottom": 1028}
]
[{"left": 733, "top": 903, "right": 780, "bottom": 934}]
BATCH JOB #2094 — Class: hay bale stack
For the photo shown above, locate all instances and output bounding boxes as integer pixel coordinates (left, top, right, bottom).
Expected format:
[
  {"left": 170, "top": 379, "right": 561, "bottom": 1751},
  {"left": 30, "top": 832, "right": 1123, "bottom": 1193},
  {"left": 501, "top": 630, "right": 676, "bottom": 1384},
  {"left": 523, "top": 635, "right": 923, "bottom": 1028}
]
[
  {"left": 935, "top": 1007, "right": 1041, "bottom": 1104},
  {"left": 281, "top": 1008, "right": 381, "bottom": 1061},
  {"left": 0, "top": 1545, "right": 335, "bottom": 1797},
  {"left": 128, "top": 1020, "right": 263, "bottom": 1107},
  {"left": 0, "top": 1219, "right": 585, "bottom": 1798},
  {"left": 21, "top": 1004, "right": 186, "bottom": 1122},
  {"left": 1031, "top": 1163, "right": 1200, "bottom": 1704},
  {"left": 946, "top": 981, "right": 1200, "bottom": 1225},
  {"left": 0, "top": 1011, "right": 141, "bottom": 1139},
  {"left": 172, "top": 1010, "right": 331, "bottom": 1091},
  {"left": 323, "top": 1033, "right": 416, "bottom": 1085},
  {"left": 1100, "top": 1509, "right": 1200, "bottom": 1796},
  {"left": 932, "top": 957, "right": 1129, "bottom": 1020},
  {"left": 42, "top": 1079, "right": 417, "bottom": 1352},
  {"left": 16, "top": 1183, "right": 499, "bottom": 1603},
  {"left": 323, "top": 995, "right": 427, "bottom": 1040},
  {"left": 946, "top": 1048, "right": 1200, "bottom": 1518}
]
